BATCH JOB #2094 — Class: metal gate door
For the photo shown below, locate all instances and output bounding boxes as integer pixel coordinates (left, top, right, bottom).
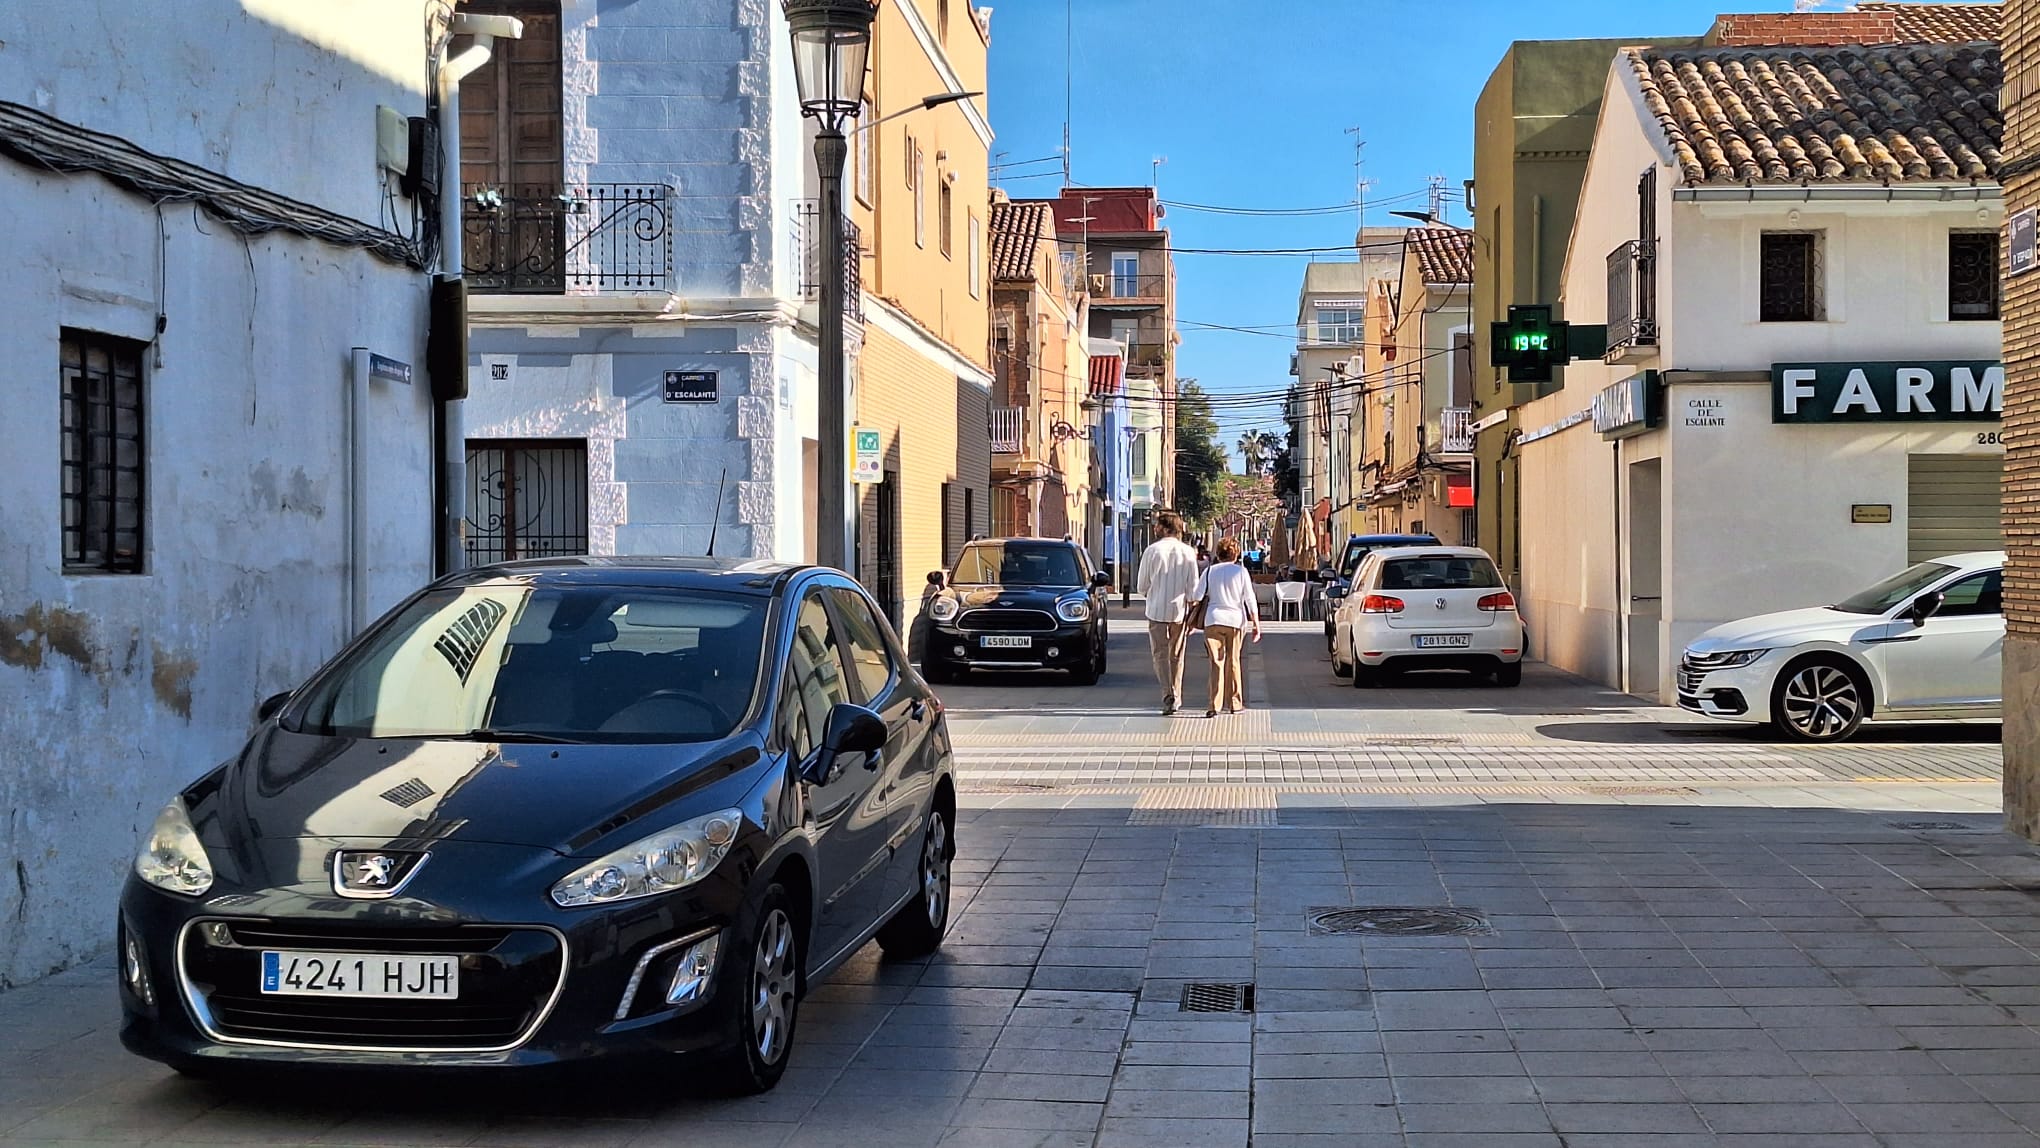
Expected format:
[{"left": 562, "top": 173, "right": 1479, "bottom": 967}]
[
  {"left": 1907, "top": 454, "right": 2002, "bottom": 564},
  {"left": 874, "top": 471, "right": 902, "bottom": 630},
  {"left": 466, "top": 439, "right": 589, "bottom": 565}
]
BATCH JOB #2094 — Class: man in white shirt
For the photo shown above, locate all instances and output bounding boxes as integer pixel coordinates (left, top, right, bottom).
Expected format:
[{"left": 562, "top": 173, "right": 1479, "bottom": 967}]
[{"left": 1136, "top": 511, "right": 1199, "bottom": 715}]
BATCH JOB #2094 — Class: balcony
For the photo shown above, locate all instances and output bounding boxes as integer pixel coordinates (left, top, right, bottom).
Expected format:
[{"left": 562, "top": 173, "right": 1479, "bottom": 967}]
[
  {"left": 463, "top": 184, "right": 672, "bottom": 294},
  {"left": 1123, "top": 342, "right": 1168, "bottom": 370},
  {"left": 795, "top": 200, "right": 864, "bottom": 324},
  {"left": 1605, "top": 239, "right": 1657, "bottom": 364},
  {"left": 989, "top": 407, "right": 1025, "bottom": 455},
  {"left": 1439, "top": 407, "right": 1473, "bottom": 454},
  {"left": 1089, "top": 272, "right": 1168, "bottom": 307},
  {"left": 1297, "top": 323, "right": 1363, "bottom": 347}
]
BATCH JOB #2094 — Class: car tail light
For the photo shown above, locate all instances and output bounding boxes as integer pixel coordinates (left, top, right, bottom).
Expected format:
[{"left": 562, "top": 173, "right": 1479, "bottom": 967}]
[
  {"left": 1361, "top": 594, "right": 1404, "bottom": 614},
  {"left": 1478, "top": 592, "right": 1516, "bottom": 612}
]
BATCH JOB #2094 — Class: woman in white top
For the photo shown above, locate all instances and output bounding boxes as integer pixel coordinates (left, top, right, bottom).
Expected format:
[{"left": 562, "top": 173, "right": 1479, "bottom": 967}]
[{"left": 1191, "top": 537, "right": 1261, "bottom": 716}]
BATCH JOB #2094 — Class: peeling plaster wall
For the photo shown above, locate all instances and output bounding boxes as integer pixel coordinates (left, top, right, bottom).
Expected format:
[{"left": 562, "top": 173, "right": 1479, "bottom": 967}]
[{"left": 0, "top": 2, "right": 435, "bottom": 988}]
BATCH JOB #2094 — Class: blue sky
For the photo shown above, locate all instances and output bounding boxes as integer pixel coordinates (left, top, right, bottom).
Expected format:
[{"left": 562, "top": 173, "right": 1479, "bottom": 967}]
[{"left": 983, "top": 0, "right": 1797, "bottom": 459}]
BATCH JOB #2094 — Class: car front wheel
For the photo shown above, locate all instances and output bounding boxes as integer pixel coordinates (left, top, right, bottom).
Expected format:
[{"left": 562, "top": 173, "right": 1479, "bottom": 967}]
[
  {"left": 1772, "top": 659, "right": 1867, "bottom": 742},
  {"left": 877, "top": 808, "right": 952, "bottom": 958},
  {"left": 714, "top": 884, "right": 800, "bottom": 1094}
]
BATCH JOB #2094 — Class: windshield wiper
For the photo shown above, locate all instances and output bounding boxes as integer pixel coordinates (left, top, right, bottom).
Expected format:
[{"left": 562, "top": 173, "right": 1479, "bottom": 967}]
[{"left": 461, "top": 728, "right": 582, "bottom": 745}]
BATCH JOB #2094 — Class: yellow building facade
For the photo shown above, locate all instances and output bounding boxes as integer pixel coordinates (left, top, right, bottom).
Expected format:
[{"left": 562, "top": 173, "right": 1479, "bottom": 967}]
[{"left": 849, "top": 0, "right": 994, "bottom": 625}]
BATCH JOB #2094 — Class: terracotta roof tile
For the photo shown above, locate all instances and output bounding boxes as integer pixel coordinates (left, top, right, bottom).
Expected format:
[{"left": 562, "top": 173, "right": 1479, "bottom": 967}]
[
  {"left": 1626, "top": 42, "right": 2002, "bottom": 184},
  {"left": 1856, "top": 2, "right": 2000, "bottom": 43},
  {"left": 1407, "top": 228, "right": 1473, "bottom": 285},
  {"left": 989, "top": 200, "right": 1051, "bottom": 281}
]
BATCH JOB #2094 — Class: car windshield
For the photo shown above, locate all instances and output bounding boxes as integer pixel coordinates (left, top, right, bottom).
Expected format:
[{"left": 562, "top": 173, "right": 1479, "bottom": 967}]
[
  {"left": 291, "top": 584, "right": 768, "bottom": 743},
  {"left": 953, "top": 542, "right": 1084, "bottom": 586},
  {"left": 1379, "top": 555, "right": 1503, "bottom": 591},
  {"left": 1342, "top": 537, "right": 1436, "bottom": 579},
  {"left": 1831, "top": 561, "right": 1958, "bottom": 615}
]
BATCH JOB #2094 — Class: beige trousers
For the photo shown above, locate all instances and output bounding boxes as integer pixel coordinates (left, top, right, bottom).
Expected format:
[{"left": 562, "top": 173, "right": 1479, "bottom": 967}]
[
  {"left": 1204, "top": 624, "right": 1246, "bottom": 712},
  {"left": 1147, "top": 621, "right": 1188, "bottom": 708}
]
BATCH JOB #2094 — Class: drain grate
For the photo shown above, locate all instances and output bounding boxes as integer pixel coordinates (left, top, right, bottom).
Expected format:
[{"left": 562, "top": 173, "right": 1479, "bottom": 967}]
[
  {"left": 1889, "top": 819, "right": 1992, "bottom": 832},
  {"left": 1180, "top": 982, "right": 1255, "bottom": 1013},
  {"left": 1309, "top": 906, "right": 1493, "bottom": 938}
]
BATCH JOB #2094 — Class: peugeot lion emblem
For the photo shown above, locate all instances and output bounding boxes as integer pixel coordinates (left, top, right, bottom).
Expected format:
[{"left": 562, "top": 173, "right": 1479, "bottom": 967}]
[{"left": 333, "top": 850, "right": 427, "bottom": 899}]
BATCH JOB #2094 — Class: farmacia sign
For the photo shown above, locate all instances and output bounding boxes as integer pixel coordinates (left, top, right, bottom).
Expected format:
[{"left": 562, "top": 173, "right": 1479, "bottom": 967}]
[{"left": 1772, "top": 362, "right": 2002, "bottom": 423}]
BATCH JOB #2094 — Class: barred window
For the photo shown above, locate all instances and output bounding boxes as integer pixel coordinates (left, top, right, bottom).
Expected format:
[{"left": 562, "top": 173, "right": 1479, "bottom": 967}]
[
  {"left": 60, "top": 330, "right": 147, "bottom": 573},
  {"left": 1759, "top": 231, "right": 1822, "bottom": 322},
  {"left": 1949, "top": 231, "right": 2000, "bottom": 320}
]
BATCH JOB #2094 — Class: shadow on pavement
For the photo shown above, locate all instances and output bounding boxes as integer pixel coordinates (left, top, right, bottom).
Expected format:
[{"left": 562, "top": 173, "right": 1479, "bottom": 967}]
[{"left": 1533, "top": 718, "right": 2005, "bottom": 747}]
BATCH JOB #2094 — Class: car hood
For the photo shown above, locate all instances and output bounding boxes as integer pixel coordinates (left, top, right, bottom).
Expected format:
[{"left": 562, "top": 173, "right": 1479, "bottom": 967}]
[
  {"left": 943, "top": 585, "right": 1085, "bottom": 609},
  {"left": 1687, "top": 606, "right": 1873, "bottom": 652},
  {"left": 189, "top": 725, "right": 770, "bottom": 857}
]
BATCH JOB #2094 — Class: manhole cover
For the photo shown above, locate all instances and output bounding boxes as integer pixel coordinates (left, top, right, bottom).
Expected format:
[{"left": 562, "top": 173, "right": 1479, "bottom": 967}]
[
  {"left": 1889, "top": 820, "right": 1990, "bottom": 832},
  {"left": 1359, "top": 735, "right": 1463, "bottom": 747},
  {"left": 1180, "top": 982, "right": 1255, "bottom": 1012},
  {"left": 1309, "top": 907, "right": 1493, "bottom": 937}
]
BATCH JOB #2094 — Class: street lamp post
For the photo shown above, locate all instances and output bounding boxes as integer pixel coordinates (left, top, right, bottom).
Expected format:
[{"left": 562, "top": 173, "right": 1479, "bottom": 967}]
[{"left": 784, "top": 0, "right": 876, "bottom": 572}]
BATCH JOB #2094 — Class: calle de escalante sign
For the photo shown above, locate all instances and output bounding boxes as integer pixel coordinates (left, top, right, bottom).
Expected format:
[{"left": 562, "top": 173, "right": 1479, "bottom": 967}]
[{"left": 1772, "top": 361, "right": 2003, "bottom": 423}]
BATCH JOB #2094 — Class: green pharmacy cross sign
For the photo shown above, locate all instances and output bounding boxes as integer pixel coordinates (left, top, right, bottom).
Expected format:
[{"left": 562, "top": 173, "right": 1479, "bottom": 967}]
[{"left": 1490, "top": 305, "right": 1606, "bottom": 384}]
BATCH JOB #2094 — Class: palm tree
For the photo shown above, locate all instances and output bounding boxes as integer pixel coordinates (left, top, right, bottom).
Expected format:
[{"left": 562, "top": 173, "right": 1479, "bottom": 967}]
[{"left": 1236, "top": 429, "right": 1275, "bottom": 475}]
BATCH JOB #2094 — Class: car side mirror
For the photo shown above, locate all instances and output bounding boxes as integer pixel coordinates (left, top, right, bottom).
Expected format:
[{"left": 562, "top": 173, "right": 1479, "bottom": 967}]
[
  {"left": 1908, "top": 591, "right": 1944, "bottom": 627},
  {"left": 1092, "top": 571, "right": 1113, "bottom": 588},
  {"left": 926, "top": 570, "right": 947, "bottom": 588},
  {"left": 803, "top": 703, "right": 887, "bottom": 785},
  {"left": 255, "top": 690, "right": 293, "bottom": 723},
  {"left": 1325, "top": 585, "right": 1347, "bottom": 600}
]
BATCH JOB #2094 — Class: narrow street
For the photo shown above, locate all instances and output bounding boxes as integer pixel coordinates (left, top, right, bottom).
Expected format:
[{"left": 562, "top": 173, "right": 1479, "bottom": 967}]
[{"left": 3, "top": 623, "right": 2030, "bottom": 1146}]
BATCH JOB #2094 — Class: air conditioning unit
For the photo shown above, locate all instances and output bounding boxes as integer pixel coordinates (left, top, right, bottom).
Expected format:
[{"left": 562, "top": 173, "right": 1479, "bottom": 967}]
[{"left": 1089, "top": 274, "right": 1107, "bottom": 293}]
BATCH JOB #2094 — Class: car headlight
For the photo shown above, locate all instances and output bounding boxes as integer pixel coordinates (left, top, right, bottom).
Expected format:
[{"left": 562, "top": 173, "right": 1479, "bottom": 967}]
[
  {"left": 1688, "top": 648, "right": 1768, "bottom": 669},
  {"left": 134, "top": 799, "right": 215, "bottom": 897},
  {"left": 1057, "top": 599, "right": 1091, "bottom": 623},
  {"left": 551, "top": 808, "right": 743, "bottom": 908},
  {"left": 928, "top": 597, "right": 959, "bottom": 622}
]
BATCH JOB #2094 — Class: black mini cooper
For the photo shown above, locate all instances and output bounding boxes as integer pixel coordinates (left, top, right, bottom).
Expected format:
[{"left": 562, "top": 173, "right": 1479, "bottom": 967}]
[
  {"left": 918, "top": 537, "right": 1111, "bottom": 684},
  {"left": 118, "top": 558, "right": 954, "bottom": 1092}
]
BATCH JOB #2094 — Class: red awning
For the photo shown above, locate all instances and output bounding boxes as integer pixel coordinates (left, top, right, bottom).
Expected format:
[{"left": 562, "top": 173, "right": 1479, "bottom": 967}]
[
  {"left": 1089, "top": 355, "right": 1123, "bottom": 396},
  {"left": 1447, "top": 474, "right": 1474, "bottom": 508}
]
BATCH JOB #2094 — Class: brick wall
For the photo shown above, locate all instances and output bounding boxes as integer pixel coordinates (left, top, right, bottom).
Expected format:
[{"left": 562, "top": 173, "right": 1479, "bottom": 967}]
[
  {"left": 2006, "top": 0, "right": 2040, "bottom": 838},
  {"left": 1703, "top": 11, "right": 1899, "bottom": 46}
]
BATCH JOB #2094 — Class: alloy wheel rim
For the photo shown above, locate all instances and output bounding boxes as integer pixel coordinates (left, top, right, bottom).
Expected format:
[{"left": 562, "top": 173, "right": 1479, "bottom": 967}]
[
  {"left": 750, "top": 908, "right": 796, "bottom": 1065},
  {"left": 922, "top": 813, "right": 951, "bottom": 927},
  {"left": 1783, "top": 666, "right": 1859, "bottom": 738}
]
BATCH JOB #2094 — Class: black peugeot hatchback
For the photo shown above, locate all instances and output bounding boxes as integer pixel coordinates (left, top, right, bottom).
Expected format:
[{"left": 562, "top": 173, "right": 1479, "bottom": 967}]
[{"left": 118, "top": 558, "right": 955, "bottom": 1092}]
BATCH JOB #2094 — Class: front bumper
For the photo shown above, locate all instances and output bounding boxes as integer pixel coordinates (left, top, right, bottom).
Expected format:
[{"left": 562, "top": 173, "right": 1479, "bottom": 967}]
[
  {"left": 1675, "top": 658, "right": 1770, "bottom": 723},
  {"left": 117, "top": 840, "right": 755, "bottom": 1070},
  {"left": 924, "top": 622, "right": 1096, "bottom": 671}
]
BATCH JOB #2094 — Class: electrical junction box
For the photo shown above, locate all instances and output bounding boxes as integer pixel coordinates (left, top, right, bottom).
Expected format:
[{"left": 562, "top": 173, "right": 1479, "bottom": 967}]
[
  {"left": 403, "top": 116, "right": 441, "bottom": 201},
  {"left": 376, "top": 106, "right": 409, "bottom": 176}
]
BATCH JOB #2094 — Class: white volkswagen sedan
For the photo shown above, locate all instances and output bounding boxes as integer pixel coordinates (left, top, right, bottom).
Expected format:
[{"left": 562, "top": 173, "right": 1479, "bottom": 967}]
[
  {"left": 1678, "top": 551, "right": 2005, "bottom": 742},
  {"left": 1330, "top": 546, "right": 1526, "bottom": 687}
]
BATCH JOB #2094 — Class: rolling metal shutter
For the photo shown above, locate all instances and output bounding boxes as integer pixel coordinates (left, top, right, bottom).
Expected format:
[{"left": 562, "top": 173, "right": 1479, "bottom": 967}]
[{"left": 1908, "top": 455, "right": 2003, "bottom": 564}]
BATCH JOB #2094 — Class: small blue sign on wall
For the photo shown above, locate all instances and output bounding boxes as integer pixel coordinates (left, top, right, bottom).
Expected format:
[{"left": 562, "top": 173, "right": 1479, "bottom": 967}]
[{"left": 663, "top": 370, "right": 718, "bottom": 403}]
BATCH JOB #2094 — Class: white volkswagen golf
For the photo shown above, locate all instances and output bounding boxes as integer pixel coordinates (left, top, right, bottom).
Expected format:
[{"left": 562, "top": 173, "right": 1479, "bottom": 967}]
[
  {"left": 1678, "top": 551, "right": 2005, "bottom": 742},
  {"left": 1330, "top": 546, "right": 1526, "bottom": 687}
]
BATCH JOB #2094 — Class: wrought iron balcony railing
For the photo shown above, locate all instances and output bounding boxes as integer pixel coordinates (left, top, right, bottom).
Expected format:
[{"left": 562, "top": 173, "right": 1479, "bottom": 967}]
[
  {"left": 1089, "top": 272, "right": 1168, "bottom": 303},
  {"left": 1439, "top": 406, "right": 1474, "bottom": 454},
  {"left": 795, "top": 200, "right": 864, "bottom": 323},
  {"left": 1606, "top": 239, "right": 1657, "bottom": 361},
  {"left": 462, "top": 184, "right": 672, "bottom": 294},
  {"left": 989, "top": 407, "right": 1025, "bottom": 454}
]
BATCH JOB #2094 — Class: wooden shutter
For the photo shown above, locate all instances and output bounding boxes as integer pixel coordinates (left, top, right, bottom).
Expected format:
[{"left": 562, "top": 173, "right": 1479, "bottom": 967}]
[{"left": 458, "top": 5, "right": 563, "bottom": 193}]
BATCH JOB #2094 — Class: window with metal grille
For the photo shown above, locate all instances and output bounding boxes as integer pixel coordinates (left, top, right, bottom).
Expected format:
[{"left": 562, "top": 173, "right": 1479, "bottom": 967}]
[
  {"left": 939, "top": 179, "right": 953, "bottom": 258},
  {"left": 1759, "top": 231, "right": 1822, "bottom": 322},
  {"left": 1949, "top": 231, "right": 2000, "bottom": 320},
  {"left": 464, "top": 439, "right": 589, "bottom": 565},
  {"left": 60, "top": 329, "right": 147, "bottom": 573}
]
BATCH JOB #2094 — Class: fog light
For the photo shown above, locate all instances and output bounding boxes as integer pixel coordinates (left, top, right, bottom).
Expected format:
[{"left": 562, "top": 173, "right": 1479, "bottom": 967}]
[
  {"left": 122, "top": 927, "right": 155, "bottom": 1007},
  {"left": 665, "top": 932, "right": 723, "bottom": 1006},
  {"left": 1046, "top": 646, "right": 1060, "bottom": 659},
  {"left": 202, "top": 921, "right": 234, "bottom": 947},
  {"left": 953, "top": 645, "right": 966, "bottom": 658}
]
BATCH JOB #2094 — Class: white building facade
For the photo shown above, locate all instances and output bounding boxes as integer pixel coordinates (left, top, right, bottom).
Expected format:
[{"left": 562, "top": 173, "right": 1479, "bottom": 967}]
[
  {"left": 459, "top": 0, "right": 832, "bottom": 564},
  {"left": 1518, "top": 40, "right": 2005, "bottom": 702},
  {"left": 0, "top": 1, "right": 439, "bottom": 986}
]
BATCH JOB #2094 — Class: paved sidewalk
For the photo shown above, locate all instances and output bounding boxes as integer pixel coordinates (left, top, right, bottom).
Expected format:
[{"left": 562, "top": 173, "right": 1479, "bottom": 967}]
[{"left": 10, "top": 800, "right": 2040, "bottom": 1146}]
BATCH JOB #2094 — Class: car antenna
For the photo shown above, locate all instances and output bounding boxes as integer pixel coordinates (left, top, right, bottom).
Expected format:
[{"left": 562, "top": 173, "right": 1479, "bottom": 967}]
[{"left": 706, "top": 468, "right": 727, "bottom": 557}]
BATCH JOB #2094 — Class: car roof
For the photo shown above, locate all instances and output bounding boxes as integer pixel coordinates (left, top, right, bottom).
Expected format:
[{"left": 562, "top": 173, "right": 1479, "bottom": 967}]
[
  {"left": 445, "top": 555, "right": 808, "bottom": 593},
  {"left": 1350, "top": 533, "right": 1438, "bottom": 544},
  {"left": 962, "top": 536, "right": 1080, "bottom": 547},
  {"left": 1365, "top": 545, "right": 1494, "bottom": 562},
  {"left": 1931, "top": 551, "right": 2006, "bottom": 570}
]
